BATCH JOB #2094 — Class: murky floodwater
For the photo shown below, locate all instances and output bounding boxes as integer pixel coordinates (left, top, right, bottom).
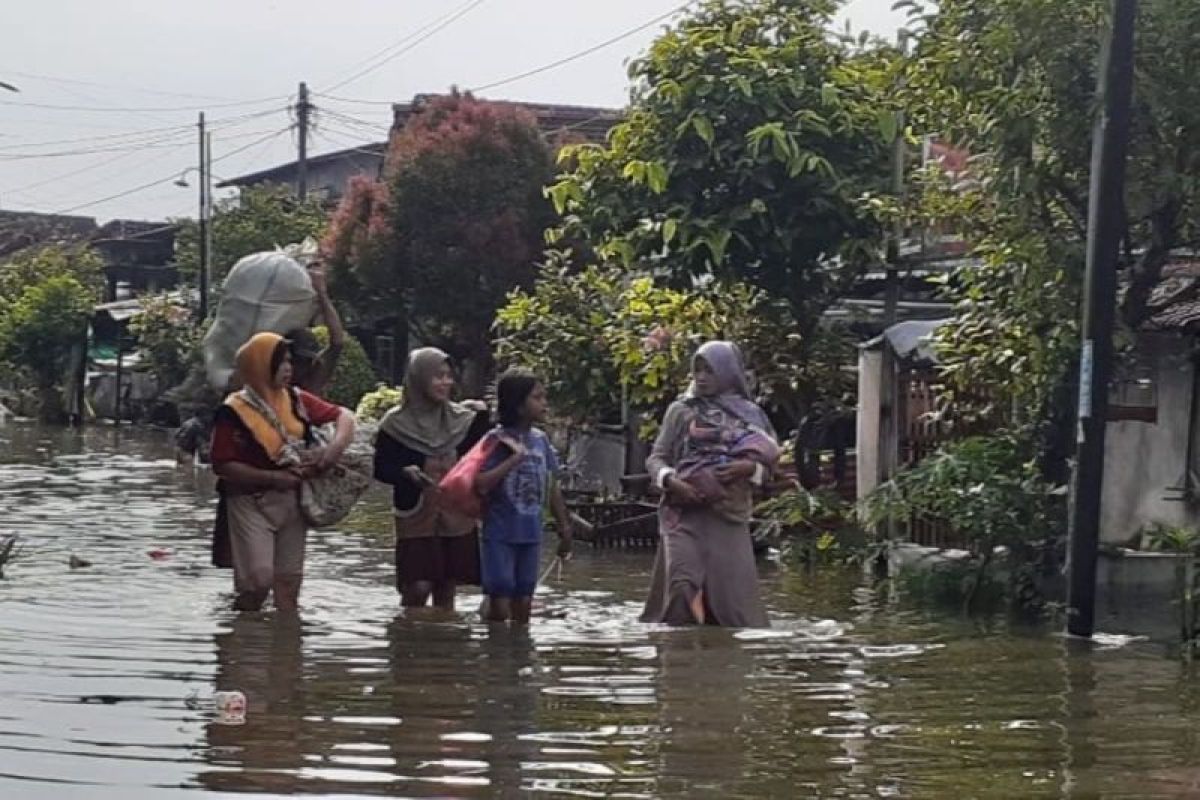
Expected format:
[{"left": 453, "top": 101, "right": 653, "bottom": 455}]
[{"left": 3, "top": 423, "right": 1200, "bottom": 798}]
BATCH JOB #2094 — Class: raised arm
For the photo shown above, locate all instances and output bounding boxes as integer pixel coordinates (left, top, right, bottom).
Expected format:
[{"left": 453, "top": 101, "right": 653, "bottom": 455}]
[{"left": 306, "top": 261, "right": 345, "bottom": 393}]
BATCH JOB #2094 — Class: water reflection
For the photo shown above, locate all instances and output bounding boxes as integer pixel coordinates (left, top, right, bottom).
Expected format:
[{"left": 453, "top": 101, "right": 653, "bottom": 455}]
[{"left": 5, "top": 422, "right": 1200, "bottom": 798}]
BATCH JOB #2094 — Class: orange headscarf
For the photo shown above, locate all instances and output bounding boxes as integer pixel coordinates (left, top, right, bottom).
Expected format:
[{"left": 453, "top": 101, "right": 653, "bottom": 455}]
[{"left": 224, "top": 332, "right": 305, "bottom": 460}]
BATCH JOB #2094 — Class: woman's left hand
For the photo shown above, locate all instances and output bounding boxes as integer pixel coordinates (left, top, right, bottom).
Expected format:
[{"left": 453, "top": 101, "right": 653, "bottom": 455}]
[
  {"left": 714, "top": 460, "right": 755, "bottom": 485},
  {"left": 302, "top": 446, "right": 340, "bottom": 473},
  {"left": 315, "top": 446, "right": 343, "bottom": 472}
]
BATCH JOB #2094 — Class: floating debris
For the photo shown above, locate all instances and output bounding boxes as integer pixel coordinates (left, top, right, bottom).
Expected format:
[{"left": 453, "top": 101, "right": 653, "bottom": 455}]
[
  {"left": 0, "top": 534, "right": 19, "bottom": 578},
  {"left": 213, "top": 690, "right": 247, "bottom": 725}
]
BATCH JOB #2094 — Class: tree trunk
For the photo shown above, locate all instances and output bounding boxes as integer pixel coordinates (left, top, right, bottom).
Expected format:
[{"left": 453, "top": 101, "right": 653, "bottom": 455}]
[
  {"left": 391, "top": 309, "right": 409, "bottom": 387},
  {"left": 37, "top": 378, "right": 65, "bottom": 424}
]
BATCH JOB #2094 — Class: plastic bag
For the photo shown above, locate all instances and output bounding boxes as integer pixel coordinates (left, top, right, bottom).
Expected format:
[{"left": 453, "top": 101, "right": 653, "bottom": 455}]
[
  {"left": 437, "top": 436, "right": 498, "bottom": 520},
  {"left": 202, "top": 251, "right": 316, "bottom": 391}
]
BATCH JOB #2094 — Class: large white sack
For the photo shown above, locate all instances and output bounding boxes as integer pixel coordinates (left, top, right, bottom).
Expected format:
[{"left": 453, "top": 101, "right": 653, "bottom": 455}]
[{"left": 202, "top": 251, "right": 316, "bottom": 391}]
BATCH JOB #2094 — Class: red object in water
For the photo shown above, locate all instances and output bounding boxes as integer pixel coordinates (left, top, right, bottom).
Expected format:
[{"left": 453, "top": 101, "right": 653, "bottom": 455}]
[{"left": 147, "top": 549, "right": 171, "bottom": 561}]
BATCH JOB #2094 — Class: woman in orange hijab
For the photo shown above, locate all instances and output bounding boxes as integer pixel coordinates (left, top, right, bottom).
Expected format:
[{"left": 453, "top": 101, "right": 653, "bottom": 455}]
[{"left": 209, "top": 332, "right": 355, "bottom": 612}]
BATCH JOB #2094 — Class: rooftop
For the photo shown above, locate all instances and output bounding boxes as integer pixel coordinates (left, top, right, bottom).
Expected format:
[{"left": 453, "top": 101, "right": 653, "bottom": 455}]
[
  {"left": 218, "top": 95, "right": 623, "bottom": 190},
  {"left": 394, "top": 95, "right": 622, "bottom": 145},
  {"left": 0, "top": 211, "right": 176, "bottom": 259},
  {"left": 216, "top": 141, "right": 387, "bottom": 189},
  {"left": 1139, "top": 257, "right": 1200, "bottom": 332}
]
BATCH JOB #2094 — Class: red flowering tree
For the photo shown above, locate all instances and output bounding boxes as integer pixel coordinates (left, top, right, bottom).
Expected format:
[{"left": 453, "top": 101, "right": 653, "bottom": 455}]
[{"left": 324, "top": 92, "right": 555, "bottom": 387}]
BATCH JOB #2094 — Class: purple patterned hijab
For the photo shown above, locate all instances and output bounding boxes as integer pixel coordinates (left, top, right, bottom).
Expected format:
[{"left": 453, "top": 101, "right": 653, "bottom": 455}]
[{"left": 685, "top": 340, "right": 772, "bottom": 431}]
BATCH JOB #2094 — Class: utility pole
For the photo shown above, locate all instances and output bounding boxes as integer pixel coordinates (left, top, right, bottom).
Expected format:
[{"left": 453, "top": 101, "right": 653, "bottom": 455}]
[
  {"left": 197, "top": 112, "right": 209, "bottom": 323},
  {"left": 296, "top": 81, "right": 310, "bottom": 200},
  {"left": 1066, "top": 0, "right": 1138, "bottom": 639},
  {"left": 204, "top": 128, "right": 213, "bottom": 311},
  {"left": 883, "top": 30, "right": 909, "bottom": 328}
]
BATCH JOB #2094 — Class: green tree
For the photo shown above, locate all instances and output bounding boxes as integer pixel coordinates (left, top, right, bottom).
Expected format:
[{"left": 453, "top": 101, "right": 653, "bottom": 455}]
[
  {"left": 0, "top": 245, "right": 105, "bottom": 307},
  {"left": 548, "top": 0, "right": 893, "bottom": 327},
  {"left": 325, "top": 93, "right": 555, "bottom": 386},
  {"left": 129, "top": 294, "right": 198, "bottom": 391},
  {"left": 899, "top": 0, "right": 1200, "bottom": 462},
  {"left": 0, "top": 275, "right": 93, "bottom": 420},
  {"left": 495, "top": 262, "right": 838, "bottom": 431},
  {"left": 312, "top": 325, "right": 377, "bottom": 410},
  {"left": 176, "top": 184, "right": 328, "bottom": 282}
]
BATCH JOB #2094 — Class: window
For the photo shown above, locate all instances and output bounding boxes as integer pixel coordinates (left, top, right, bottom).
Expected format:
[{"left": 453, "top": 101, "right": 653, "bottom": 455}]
[{"left": 1108, "top": 359, "right": 1157, "bottom": 423}]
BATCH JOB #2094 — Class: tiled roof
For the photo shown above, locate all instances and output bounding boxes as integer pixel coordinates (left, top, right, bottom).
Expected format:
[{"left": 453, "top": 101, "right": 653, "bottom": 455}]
[
  {"left": 0, "top": 211, "right": 176, "bottom": 261},
  {"left": 0, "top": 210, "right": 98, "bottom": 258},
  {"left": 1140, "top": 258, "right": 1200, "bottom": 332}
]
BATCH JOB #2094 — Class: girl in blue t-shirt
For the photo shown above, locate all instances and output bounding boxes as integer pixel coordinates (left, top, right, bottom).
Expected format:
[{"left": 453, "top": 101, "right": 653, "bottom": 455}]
[{"left": 474, "top": 369, "right": 574, "bottom": 623}]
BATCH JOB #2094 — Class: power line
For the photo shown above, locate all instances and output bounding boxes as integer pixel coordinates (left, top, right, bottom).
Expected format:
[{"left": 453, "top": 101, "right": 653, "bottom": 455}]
[
  {"left": 470, "top": 2, "right": 695, "bottom": 94},
  {"left": 0, "top": 108, "right": 287, "bottom": 152},
  {"left": 321, "top": 0, "right": 490, "bottom": 93},
  {"left": 0, "top": 125, "right": 281, "bottom": 162},
  {"left": 0, "top": 95, "right": 289, "bottom": 114},
  {"left": 211, "top": 126, "right": 294, "bottom": 166},
  {"left": 317, "top": 108, "right": 390, "bottom": 137},
  {"left": 1, "top": 136, "right": 195, "bottom": 161},
  {"left": 47, "top": 127, "right": 292, "bottom": 215},
  {"left": 314, "top": 128, "right": 389, "bottom": 158},
  {"left": 319, "top": 0, "right": 478, "bottom": 88},
  {"left": 3, "top": 127, "right": 282, "bottom": 198},
  {"left": 311, "top": 92, "right": 396, "bottom": 108},
  {"left": 1, "top": 69, "right": 244, "bottom": 103},
  {"left": 4, "top": 149, "right": 154, "bottom": 198}
]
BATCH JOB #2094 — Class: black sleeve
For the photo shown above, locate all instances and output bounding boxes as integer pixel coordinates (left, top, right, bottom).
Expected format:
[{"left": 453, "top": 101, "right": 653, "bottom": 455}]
[
  {"left": 374, "top": 430, "right": 425, "bottom": 484},
  {"left": 458, "top": 410, "right": 493, "bottom": 456},
  {"left": 374, "top": 431, "right": 426, "bottom": 512}
]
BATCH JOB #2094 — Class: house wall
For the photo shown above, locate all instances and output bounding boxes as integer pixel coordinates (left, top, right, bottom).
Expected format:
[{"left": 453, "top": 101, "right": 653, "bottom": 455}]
[
  {"left": 247, "top": 153, "right": 383, "bottom": 202},
  {"left": 306, "top": 155, "right": 382, "bottom": 201},
  {"left": 856, "top": 349, "right": 883, "bottom": 500},
  {"left": 1100, "top": 334, "right": 1195, "bottom": 544}
]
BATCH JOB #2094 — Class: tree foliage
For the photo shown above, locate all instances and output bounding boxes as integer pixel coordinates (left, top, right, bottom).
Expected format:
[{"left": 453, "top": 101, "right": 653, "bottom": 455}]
[
  {"left": 129, "top": 295, "right": 198, "bottom": 391},
  {"left": 176, "top": 184, "right": 328, "bottom": 282},
  {"left": 0, "top": 245, "right": 105, "bottom": 308},
  {"left": 0, "top": 275, "right": 93, "bottom": 418},
  {"left": 325, "top": 93, "right": 555, "bottom": 375},
  {"left": 312, "top": 325, "right": 377, "bottom": 410},
  {"left": 548, "top": 0, "right": 893, "bottom": 326},
  {"left": 899, "top": 0, "right": 1200, "bottom": 430},
  {"left": 495, "top": 260, "right": 851, "bottom": 431},
  {"left": 861, "top": 433, "right": 1065, "bottom": 611},
  {"left": 355, "top": 384, "right": 404, "bottom": 423}
]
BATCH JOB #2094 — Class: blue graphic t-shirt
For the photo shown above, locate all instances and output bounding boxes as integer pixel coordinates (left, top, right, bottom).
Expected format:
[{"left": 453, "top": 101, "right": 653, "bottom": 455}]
[{"left": 481, "top": 427, "right": 559, "bottom": 544}]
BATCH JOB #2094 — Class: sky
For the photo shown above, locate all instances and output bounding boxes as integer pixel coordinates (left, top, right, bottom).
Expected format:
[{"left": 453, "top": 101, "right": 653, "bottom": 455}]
[{"left": 0, "top": 0, "right": 904, "bottom": 222}]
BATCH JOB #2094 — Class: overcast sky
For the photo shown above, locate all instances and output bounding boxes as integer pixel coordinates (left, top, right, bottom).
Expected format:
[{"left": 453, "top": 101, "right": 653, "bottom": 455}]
[{"left": 0, "top": 0, "right": 904, "bottom": 222}]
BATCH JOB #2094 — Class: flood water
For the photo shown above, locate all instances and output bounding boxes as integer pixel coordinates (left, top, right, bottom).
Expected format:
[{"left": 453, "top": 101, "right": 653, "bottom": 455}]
[{"left": 3, "top": 423, "right": 1200, "bottom": 798}]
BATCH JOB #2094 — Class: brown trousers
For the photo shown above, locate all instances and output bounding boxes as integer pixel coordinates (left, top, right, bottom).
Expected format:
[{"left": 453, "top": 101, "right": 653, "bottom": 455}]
[{"left": 227, "top": 490, "right": 308, "bottom": 595}]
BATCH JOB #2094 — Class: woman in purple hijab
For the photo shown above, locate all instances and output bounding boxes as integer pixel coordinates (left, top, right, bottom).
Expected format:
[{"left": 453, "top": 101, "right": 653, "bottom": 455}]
[{"left": 641, "top": 341, "right": 780, "bottom": 627}]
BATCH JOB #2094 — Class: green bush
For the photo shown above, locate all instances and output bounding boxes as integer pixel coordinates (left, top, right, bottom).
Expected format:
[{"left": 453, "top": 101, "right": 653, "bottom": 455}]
[
  {"left": 130, "top": 295, "right": 198, "bottom": 391},
  {"left": 0, "top": 275, "right": 93, "bottom": 421},
  {"left": 313, "top": 326, "right": 377, "bottom": 410},
  {"left": 756, "top": 486, "right": 867, "bottom": 567},
  {"left": 860, "top": 433, "right": 1065, "bottom": 613},
  {"left": 356, "top": 384, "right": 404, "bottom": 423}
]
